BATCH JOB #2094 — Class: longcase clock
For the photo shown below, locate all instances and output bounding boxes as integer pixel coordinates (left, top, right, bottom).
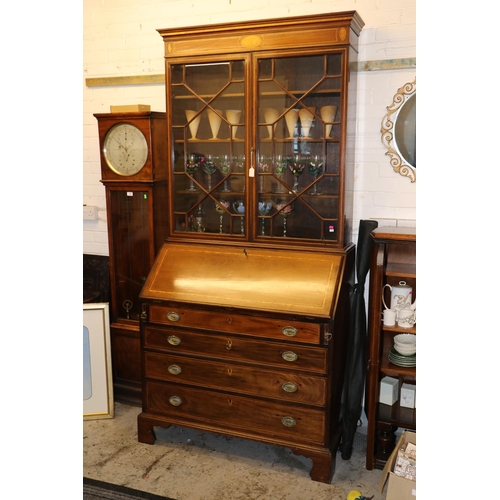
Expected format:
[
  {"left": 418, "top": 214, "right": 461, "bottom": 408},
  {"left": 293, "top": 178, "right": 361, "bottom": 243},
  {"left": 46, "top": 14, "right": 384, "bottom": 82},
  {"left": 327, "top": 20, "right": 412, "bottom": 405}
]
[{"left": 94, "top": 111, "right": 168, "bottom": 405}]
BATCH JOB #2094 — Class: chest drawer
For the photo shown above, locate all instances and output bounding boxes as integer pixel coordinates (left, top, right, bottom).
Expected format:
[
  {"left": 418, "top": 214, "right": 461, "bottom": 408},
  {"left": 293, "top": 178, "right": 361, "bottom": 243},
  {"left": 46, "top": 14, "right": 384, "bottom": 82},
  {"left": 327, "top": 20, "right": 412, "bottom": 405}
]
[
  {"left": 145, "top": 380, "right": 326, "bottom": 445},
  {"left": 144, "top": 326, "right": 328, "bottom": 374},
  {"left": 148, "top": 304, "right": 322, "bottom": 344},
  {"left": 145, "top": 352, "right": 327, "bottom": 406}
]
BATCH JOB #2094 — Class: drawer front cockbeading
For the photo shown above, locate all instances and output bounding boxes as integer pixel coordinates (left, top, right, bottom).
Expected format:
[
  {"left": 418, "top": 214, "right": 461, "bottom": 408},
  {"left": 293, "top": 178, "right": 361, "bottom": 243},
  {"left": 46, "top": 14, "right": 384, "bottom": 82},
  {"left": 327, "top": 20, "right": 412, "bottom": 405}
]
[
  {"left": 145, "top": 351, "right": 327, "bottom": 406},
  {"left": 148, "top": 305, "right": 322, "bottom": 344},
  {"left": 144, "top": 326, "right": 328, "bottom": 374},
  {"left": 145, "top": 380, "right": 326, "bottom": 445}
]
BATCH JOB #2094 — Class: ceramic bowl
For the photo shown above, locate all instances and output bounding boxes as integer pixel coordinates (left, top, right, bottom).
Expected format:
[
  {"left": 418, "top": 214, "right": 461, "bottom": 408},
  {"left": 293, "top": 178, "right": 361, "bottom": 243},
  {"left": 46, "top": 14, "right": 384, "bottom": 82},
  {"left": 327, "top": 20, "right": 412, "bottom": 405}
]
[
  {"left": 394, "top": 344, "right": 416, "bottom": 356},
  {"left": 394, "top": 333, "right": 416, "bottom": 346}
]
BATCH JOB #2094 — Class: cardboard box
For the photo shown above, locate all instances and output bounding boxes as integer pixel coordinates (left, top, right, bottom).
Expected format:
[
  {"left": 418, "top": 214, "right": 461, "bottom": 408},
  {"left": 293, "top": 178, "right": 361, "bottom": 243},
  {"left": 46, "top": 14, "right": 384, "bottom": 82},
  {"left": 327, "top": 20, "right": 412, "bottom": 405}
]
[
  {"left": 379, "top": 376, "right": 399, "bottom": 405},
  {"left": 380, "top": 431, "right": 416, "bottom": 500},
  {"left": 110, "top": 104, "right": 151, "bottom": 113}
]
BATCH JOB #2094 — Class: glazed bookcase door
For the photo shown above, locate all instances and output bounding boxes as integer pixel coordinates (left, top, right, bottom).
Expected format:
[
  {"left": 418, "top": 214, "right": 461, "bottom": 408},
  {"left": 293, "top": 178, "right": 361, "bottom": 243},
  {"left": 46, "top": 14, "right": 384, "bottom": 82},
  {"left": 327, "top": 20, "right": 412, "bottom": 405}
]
[
  {"left": 107, "top": 189, "right": 153, "bottom": 322},
  {"left": 254, "top": 51, "right": 345, "bottom": 243},
  {"left": 169, "top": 58, "right": 249, "bottom": 238}
]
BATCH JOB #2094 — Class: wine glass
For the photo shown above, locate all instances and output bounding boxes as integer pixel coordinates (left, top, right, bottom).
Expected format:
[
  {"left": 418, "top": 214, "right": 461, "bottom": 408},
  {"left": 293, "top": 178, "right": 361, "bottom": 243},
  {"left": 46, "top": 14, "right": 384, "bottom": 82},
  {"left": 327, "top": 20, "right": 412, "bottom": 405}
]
[
  {"left": 233, "top": 200, "right": 245, "bottom": 234},
  {"left": 307, "top": 155, "right": 324, "bottom": 195},
  {"left": 217, "top": 155, "right": 231, "bottom": 193},
  {"left": 203, "top": 155, "right": 217, "bottom": 190},
  {"left": 276, "top": 202, "right": 293, "bottom": 237},
  {"left": 273, "top": 155, "right": 287, "bottom": 194},
  {"left": 190, "top": 205, "right": 206, "bottom": 232},
  {"left": 258, "top": 200, "right": 272, "bottom": 235},
  {"left": 218, "top": 155, "right": 231, "bottom": 192},
  {"left": 258, "top": 156, "right": 270, "bottom": 193},
  {"left": 186, "top": 153, "right": 202, "bottom": 191},
  {"left": 288, "top": 155, "right": 306, "bottom": 193},
  {"left": 215, "top": 199, "right": 230, "bottom": 234}
]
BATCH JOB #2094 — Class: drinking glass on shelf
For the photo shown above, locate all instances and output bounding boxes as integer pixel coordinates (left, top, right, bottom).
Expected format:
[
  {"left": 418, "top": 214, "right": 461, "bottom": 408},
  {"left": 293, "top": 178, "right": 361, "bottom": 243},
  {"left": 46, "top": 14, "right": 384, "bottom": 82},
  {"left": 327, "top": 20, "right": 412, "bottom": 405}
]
[
  {"left": 233, "top": 200, "right": 245, "bottom": 234},
  {"left": 203, "top": 155, "right": 217, "bottom": 190},
  {"left": 258, "top": 200, "right": 272, "bottom": 235},
  {"left": 307, "top": 155, "right": 324, "bottom": 195},
  {"left": 258, "top": 156, "right": 270, "bottom": 193},
  {"left": 273, "top": 155, "right": 287, "bottom": 194},
  {"left": 218, "top": 155, "right": 231, "bottom": 192},
  {"left": 288, "top": 155, "right": 306, "bottom": 193},
  {"left": 186, "top": 153, "right": 202, "bottom": 192},
  {"left": 277, "top": 202, "right": 293, "bottom": 237},
  {"left": 215, "top": 199, "right": 230, "bottom": 234}
]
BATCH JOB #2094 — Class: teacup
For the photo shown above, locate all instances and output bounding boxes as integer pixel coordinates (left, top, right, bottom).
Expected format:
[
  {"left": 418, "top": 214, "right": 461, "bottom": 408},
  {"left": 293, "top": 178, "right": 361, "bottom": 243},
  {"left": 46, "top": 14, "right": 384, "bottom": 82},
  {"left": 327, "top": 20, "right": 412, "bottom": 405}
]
[
  {"left": 383, "top": 309, "right": 397, "bottom": 327},
  {"left": 397, "top": 308, "right": 416, "bottom": 328}
]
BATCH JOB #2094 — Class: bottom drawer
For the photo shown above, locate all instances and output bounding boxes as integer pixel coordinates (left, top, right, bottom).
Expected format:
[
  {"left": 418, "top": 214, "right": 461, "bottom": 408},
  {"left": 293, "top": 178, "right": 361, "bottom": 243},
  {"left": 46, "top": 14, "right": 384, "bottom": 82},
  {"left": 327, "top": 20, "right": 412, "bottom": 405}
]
[{"left": 145, "top": 381, "right": 326, "bottom": 445}]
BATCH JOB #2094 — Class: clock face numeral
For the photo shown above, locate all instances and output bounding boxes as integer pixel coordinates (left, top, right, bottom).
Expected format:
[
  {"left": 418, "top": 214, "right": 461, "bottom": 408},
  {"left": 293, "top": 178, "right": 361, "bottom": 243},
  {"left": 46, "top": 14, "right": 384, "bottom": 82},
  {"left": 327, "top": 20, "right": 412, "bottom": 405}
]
[{"left": 103, "top": 123, "right": 148, "bottom": 176}]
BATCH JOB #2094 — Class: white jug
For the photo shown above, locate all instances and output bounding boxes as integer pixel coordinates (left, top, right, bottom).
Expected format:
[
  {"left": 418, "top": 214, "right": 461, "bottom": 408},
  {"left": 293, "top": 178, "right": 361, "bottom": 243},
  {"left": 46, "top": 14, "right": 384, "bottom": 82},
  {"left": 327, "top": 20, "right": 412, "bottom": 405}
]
[{"left": 382, "top": 281, "right": 413, "bottom": 311}]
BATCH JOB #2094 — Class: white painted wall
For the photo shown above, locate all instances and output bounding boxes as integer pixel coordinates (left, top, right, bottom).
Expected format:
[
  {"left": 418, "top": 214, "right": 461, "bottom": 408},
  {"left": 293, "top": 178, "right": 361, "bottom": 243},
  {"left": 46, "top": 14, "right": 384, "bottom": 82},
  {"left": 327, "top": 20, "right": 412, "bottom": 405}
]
[{"left": 83, "top": 0, "right": 416, "bottom": 255}]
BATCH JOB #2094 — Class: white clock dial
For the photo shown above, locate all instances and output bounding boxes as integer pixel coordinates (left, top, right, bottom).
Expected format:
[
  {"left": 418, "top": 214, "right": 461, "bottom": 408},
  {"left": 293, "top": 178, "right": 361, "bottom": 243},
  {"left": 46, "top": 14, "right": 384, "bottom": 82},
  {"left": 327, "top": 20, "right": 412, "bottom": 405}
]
[{"left": 103, "top": 123, "right": 148, "bottom": 176}]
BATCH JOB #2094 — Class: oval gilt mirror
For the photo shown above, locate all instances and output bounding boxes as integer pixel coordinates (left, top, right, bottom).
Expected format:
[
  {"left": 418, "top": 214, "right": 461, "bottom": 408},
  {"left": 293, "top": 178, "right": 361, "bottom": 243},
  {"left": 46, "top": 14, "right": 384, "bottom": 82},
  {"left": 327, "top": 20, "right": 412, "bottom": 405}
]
[{"left": 381, "top": 79, "right": 416, "bottom": 182}]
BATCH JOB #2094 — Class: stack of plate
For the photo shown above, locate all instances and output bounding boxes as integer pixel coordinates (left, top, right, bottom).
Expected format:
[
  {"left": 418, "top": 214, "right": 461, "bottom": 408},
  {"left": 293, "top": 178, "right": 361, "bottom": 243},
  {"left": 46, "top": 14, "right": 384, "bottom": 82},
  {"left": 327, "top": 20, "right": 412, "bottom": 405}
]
[{"left": 388, "top": 348, "right": 416, "bottom": 367}]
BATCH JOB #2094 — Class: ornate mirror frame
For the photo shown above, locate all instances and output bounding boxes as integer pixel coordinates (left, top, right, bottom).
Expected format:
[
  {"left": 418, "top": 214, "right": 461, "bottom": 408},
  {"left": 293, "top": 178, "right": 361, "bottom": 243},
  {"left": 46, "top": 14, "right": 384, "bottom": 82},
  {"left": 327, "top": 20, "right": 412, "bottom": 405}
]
[{"left": 381, "top": 78, "right": 416, "bottom": 182}]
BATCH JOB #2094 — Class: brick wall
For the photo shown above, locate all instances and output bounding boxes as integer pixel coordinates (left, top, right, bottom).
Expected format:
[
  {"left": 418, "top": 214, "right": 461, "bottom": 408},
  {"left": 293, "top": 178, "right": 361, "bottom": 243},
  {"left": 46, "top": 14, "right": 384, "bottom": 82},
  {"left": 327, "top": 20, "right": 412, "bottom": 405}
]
[{"left": 83, "top": 0, "right": 416, "bottom": 255}]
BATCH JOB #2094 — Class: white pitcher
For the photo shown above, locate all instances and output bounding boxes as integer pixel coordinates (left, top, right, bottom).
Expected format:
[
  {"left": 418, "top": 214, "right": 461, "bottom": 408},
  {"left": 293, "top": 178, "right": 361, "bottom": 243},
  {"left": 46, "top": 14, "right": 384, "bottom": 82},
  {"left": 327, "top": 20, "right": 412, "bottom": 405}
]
[{"left": 382, "top": 281, "right": 413, "bottom": 311}]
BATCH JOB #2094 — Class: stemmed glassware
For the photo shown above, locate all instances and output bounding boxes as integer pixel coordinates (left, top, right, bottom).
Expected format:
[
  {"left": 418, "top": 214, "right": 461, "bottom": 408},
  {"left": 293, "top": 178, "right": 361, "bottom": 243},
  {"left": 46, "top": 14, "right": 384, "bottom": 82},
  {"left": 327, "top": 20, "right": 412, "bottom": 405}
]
[
  {"left": 258, "top": 156, "right": 270, "bottom": 193},
  {"left": 307, "top": 155, "right": 324, "bottom": 195},
  {"left": 273, "top": 155, "right": 287, "bottom": 194},
  {"left": 288, "top": 154, "right": 306, "bottom": 193},
  {"left": 233, "top": 200, "right": 245, "bottom": 234},
  {"left": 186, "top": 153, "right": 202, "bottom": 192},
  {"left": 203, "top": 154, "right": 217, "bottom": 190},
  {"left": 258, "top": 200, "right": 272, "bottom": 236},
  {"left": 276, "top": 202, "right": 293, "bottom": 237},
  {"left": 215, "top": 199, "right": 230, "bottom": 233},
  {"left": 218, "top": 155, "right": 231, "bottom": 192}
]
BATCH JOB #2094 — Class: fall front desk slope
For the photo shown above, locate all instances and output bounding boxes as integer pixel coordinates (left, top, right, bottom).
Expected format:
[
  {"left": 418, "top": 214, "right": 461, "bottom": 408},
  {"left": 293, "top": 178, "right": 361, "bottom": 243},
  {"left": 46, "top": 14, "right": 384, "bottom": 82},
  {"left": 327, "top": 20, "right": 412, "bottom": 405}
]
[{"left": 137, "top": 242, "right": 354, "bottom": 483}]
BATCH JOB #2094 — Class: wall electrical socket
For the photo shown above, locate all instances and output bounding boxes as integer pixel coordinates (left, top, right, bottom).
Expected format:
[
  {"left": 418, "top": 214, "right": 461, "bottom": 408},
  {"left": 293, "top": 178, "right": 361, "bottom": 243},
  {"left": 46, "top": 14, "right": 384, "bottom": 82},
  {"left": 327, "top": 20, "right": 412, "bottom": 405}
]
[{"left": 83, "top": 205, "right": 98, "bottom": 221}]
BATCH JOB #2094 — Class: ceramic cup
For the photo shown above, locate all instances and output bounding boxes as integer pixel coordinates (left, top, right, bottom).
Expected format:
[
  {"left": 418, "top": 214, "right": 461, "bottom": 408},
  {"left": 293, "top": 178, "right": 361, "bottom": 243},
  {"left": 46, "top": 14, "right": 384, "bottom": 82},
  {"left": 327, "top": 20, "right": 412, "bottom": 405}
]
[
  {"left": 185, "top": 110, "right": 201, "bottom": 140},
  {"left": 383, "top": 308, "right": 397, "bottom": 327},
  {"left": 298, "top": 106, "right": 316, "bottom": 137},
  {"left": 225, "top": 109, "right": 242, "bottom": 139},
  {"left": 207, "top": 109, "right": 223, "bottom": 139},
  {"left": 263, "top": 108, "right": 280, "bottom": 139},
  {"left": 320, "top": 105, "right": 338, "bottom": 137},
  {"left": 397, "top": 308, "right": 416, "bottom": 328},
  {"left": 284, "top": 108, "right": 299, "bottom": 138}
]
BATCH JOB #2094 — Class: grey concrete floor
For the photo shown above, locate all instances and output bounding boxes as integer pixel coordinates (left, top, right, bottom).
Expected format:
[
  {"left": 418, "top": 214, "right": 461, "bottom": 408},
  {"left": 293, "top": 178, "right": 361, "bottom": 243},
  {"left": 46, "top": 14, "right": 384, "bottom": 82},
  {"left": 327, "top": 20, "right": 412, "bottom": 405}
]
[{"left": 83, "top": 402, "right": 386, "bottom": 500}]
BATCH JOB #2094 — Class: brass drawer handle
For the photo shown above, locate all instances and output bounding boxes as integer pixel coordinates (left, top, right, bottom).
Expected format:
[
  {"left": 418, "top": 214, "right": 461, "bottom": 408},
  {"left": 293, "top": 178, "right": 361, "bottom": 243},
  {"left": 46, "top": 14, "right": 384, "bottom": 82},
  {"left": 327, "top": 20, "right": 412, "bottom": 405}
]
[
  {"left": 282, "top": 326, "right": 297, "bottom": 337},
  {"left": 225, "top": 340, "right": 232, "bottom": 350},
  {"left": 281, "top": 416, "right": 296, "bottom": 427},
  {"left": 282, "top": 382, "right": 298, "bottom": 393},
  {"left": 166, "top": 311, "right": 180, "bottom": 322},
  {"left": 168, "top": 364, "right": 182, "bottom": 375},
  {"left": 167, "top": 335, "right": 181, "bottom": 346},
  {"left": 168, "top": 396, "right": 182, "bottom": 406},
  {"left": 282, "top": 351, "right": 298, "bottom": 362}
]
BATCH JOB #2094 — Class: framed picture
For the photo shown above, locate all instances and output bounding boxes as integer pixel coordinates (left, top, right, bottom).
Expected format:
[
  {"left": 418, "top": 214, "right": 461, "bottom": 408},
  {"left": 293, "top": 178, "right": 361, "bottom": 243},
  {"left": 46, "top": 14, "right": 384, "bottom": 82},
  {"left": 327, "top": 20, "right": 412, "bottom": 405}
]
[{"left": 83, "top": 303, "right": 114, "bottom": 420}]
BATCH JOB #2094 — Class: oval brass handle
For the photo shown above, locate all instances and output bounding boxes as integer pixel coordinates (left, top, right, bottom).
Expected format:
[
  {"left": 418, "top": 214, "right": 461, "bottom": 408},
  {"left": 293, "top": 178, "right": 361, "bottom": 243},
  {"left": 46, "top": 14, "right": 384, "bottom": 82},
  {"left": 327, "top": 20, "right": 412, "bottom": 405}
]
[
  {"left": 167, "top": 335, "right": 181, "bottom": 346},
  {"left": 282, "top": 326, "right": 297, "bottom": 337},
  {"left": 168, "top": 364, "right": 182, "bottom": 375},
  {"left": 282, "top": 382, "right": 298, "bottom": 393},
  {"left": 282, "top": 351, "right": 298, "bottom": 362},
  {"left": 281, "top": 416, "right": 296, "bottom": 427},
  {"left": 166, "top": 311, "right": 180, "bottom": 322},
  {"left": 168, "top": 396, "right": 182, "bottom": 406},
  {"left": 225, "top": 340, "right": 232, "bottom": 350}
]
